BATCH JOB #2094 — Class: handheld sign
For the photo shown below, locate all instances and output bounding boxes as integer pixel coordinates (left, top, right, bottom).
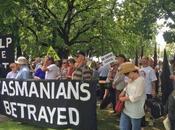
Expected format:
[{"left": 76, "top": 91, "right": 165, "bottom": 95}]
[
  {"left": 0, "top": 79, "right": 97, "bottom": 130},
  {"left": 47, "top": 46, "right": 60, "bottom": 61},
  {"left": 100, "top": 52, "right": 116, "bottom": 66}
]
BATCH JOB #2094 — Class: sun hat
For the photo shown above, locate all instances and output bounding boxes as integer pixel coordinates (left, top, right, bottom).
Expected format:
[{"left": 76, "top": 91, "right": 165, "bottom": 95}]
[
  {"left": 118, "top": 62, "right": 138, "bottom": 74},
  {"left": 15, "top": 56, "right": 28, "bottom": 65}
]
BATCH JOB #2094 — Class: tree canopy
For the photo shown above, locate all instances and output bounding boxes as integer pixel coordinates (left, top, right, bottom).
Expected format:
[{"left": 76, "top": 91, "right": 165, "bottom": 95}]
[
  {"left": 161, "top": 0, "right": 175, "bottom": 44},
  {"left": 0, "top": 0, "right": 168, "bottom": 58}
]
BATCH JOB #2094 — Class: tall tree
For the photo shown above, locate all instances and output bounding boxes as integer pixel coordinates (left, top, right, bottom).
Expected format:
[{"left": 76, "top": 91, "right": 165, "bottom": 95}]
[
  {"left": 0, "top": 0, "right": 161, "bottom": 58},
  {"left": 153, "top": 42, "right": 157, "bottom": 68},
  {"left": 161, "top": 0, "right": 175, "bottom": 43}
]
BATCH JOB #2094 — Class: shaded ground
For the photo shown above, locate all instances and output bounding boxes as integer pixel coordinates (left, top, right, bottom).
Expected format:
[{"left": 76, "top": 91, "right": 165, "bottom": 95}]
[{"left": 97, "top": 107, "right": 165, "bottom": 130}]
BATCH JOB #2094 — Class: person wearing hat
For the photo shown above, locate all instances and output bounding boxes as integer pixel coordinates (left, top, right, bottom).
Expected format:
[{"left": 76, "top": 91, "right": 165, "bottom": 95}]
[
  {"left": 112, "top": 54, "right": 127, "bottom": 106},
  {"left": 72, "top": 51, "right": 92, "bottom": 80},
  {"left": 15, "top": 56, "right": 30, "bottom": 80},
  {"left": 118, "top": 62, "right": 146, "bottom": 130}
]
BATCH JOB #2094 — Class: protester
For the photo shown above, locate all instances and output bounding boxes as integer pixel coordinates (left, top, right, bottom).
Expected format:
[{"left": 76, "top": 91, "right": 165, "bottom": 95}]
[
  {"left": 34, "top": 59, "right": 45, "bottom": 80},
  {"left": 72, "top": 51, "right": 92, "bottom": 80},
  {"left": 6, "top": 63, "right": 18, "bottom": 79},
  {"left": 60, "top": 59, "right": 69, "bottom": 80},
  {"left": 98, "top": 62, "right": 110, "bottom": 99},
  {"left": 98, "top": 63, "right": 109, "bottom": 81},
  {"left": 140, "top": 56, "right": 157, "bottom": 128},
  {"left": 66, "top": 58, "right": 75, "bottom": 79},
  {"left": 112, "top": 54, "right": 127, "bottom": 103},
  {"left": 140, "top": 56, "right": 157, "bottom": 97},
  {"left": 119, "top": 62, "right": 146, "bottom": 130},
  {"left": 168, "top": 89, "right": 175, "bottom": 130},
  {"left": 15, "top": 56, "right": 30, "bottom": 80},
  {"left": 42, "top": 56, "right": 61, "bottom": 79},
  {"left": 100, "top": 61, "right": 118, "bottom": 112},
  {"left": 34, "top": 57, "right": 42, "bottom": 71},
  {"left": 90, "top": 61, "right": 99, "bottom": 80}
]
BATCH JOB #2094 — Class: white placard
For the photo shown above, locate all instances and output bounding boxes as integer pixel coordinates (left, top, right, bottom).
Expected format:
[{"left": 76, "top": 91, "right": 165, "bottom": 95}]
[{"left": 100, "top": 52, "right": 116, "bottom": 66}]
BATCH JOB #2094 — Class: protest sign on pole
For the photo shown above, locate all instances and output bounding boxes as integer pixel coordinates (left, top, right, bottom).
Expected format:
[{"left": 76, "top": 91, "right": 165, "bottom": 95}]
[
  {"left": 0, "top": 35, "right": 14, "bottom": 78},
  {"left": 47, "top": 46, "right": 60, "bottom": 61},
  {"left": 0, "top": 79, "right": 97, "bottom": 130},
  {"left": 100, "top": 52, "right": 116, "bottom": 66}
]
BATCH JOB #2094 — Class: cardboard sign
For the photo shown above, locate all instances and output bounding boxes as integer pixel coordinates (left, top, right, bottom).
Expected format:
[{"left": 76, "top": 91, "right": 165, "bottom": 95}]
[
  {"left": 47, "top": 46, "right": 60, "bottom": 61},
  {"left": 100, "top": 52, "right": 116, "bottom": 66}
]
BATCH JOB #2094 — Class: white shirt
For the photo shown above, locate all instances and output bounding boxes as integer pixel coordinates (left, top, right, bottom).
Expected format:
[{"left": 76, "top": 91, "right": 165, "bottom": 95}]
[
  {"left": 6, "top": 71, "right": 18, "bottom": 79},
  {"left": 139, "top": 66, "right": 157, "bottom": 94},
  {"left": 123, "top": 76, "right": 146, "bottom": 119},
  {"left": 45, "top": 64, "right": 60, "bottom": 79}
]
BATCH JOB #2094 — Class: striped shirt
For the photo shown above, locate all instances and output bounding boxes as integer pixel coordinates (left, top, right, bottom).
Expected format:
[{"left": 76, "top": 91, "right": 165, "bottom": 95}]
[{"left": 72, "top": 64, "right": 92, "bottom": 80}]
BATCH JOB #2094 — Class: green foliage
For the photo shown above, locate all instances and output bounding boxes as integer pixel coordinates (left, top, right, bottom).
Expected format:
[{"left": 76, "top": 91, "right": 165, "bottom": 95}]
[
  {"left": 0, "top": 0, "right": 160, "bottom": 58},
  {"left": 161, "top": 0, "right": 175, "bottom": 43}
]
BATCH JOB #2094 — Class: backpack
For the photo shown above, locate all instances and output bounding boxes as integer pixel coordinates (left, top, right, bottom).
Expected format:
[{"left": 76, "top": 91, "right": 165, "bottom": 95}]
[
  {"left": 147, "top": 98, "right": 164, "bottom": 119},
  {"left": 100, "top": 95, "right": 110, "bottom": 109}
]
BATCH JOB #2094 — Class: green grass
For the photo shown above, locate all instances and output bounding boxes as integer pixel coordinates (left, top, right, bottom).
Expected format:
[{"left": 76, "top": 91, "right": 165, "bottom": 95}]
[{"left": 0, "top": 107, "right": 165, "bottom": 130}]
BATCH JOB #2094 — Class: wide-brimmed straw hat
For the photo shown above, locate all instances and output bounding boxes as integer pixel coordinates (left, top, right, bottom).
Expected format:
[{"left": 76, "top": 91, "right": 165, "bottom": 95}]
[
  {"left": 118, "top": 62, "right": 138, "bottom": 74},
  {"left": 15, "top": 56, "right": 28, "bottom": 65}
]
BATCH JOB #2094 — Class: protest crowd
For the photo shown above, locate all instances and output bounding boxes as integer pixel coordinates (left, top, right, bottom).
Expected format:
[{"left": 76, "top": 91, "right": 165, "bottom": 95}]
[{"left": 0, "top": 50, "right": 175, "bottom": 130}]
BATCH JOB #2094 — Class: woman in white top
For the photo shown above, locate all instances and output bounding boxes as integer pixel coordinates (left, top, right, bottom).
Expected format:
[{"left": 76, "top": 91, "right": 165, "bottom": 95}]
[
  {"left": 118, "top": 62, "right": 146, "bottom": 130},
  {"left": 6, "top": 63, "right": 18, "bottom": 79}
]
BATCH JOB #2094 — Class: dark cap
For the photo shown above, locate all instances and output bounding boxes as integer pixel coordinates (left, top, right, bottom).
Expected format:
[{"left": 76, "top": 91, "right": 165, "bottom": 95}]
[
  {"left": 77, "top": 50, "right": 85, "bottom": 57},
  {"left": 117, "top": 54, "right": 127, "bottom": 62}
]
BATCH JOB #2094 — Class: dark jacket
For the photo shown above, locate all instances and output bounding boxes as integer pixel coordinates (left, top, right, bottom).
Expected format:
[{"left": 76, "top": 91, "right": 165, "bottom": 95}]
[
  {"left": 0, "top": 65, "right": 7, "bottom": 78},
  {"left": 168, "top": 90, "right": 175, "bottom": 120}
]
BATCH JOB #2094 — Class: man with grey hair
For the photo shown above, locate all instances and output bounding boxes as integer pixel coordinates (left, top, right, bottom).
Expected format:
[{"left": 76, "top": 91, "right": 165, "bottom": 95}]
[{"left": 15, "top": 56, "right": 30, "bottom": 80}]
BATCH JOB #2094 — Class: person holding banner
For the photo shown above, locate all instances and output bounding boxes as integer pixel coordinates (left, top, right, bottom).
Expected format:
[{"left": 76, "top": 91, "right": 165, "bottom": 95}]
[
  {"left": 6, "top": 63, "right": 18, "bottom": 79},
  {"left": 15, "top": 56, "right": 30, "bottom": 80}
]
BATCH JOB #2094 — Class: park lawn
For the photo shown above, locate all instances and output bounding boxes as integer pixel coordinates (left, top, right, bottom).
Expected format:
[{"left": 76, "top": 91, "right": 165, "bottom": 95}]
[{"left": 0, "top": 107, "right": 165, "bottom": 130}]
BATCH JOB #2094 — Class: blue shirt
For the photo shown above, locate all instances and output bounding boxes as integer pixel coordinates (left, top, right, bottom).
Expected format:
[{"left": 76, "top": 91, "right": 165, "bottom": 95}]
[
  {"left": 15, "top": 65, "right": 30, "bottom": 80},
  {"left": 98, "top": 65, "right": 109, "bottom": 77},
  {"left": 34, "top": 68, "right": 45, "bottom": 79}
]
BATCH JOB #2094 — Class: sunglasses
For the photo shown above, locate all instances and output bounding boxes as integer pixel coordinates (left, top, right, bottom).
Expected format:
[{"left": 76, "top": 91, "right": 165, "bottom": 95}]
[
  {"left": 124, "top": 72, "right": 130, "bottom": 76},
  {"left": 111, "top": 64, "right": 117, "bottom": 67}
]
